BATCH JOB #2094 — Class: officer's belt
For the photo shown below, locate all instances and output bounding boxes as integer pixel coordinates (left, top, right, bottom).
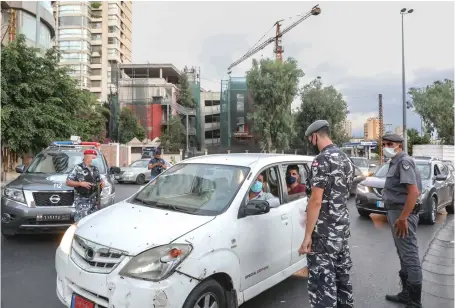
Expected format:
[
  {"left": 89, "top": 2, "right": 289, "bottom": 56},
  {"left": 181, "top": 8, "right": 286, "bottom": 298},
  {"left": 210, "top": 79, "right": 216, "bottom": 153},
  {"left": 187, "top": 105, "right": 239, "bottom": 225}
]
[{"left": 385, "top": 202, "right": 421, "bottom": 214}]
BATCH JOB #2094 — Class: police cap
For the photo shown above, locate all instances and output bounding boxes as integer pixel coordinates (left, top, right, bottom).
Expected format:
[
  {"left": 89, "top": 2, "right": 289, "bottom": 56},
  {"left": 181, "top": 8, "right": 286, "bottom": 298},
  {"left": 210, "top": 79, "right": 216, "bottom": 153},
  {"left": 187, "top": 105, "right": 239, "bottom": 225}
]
[
  {"left": 382, "top": 134, "right": 404, "bottom": 143},
  {"left": 305, "top": 120, "right": 330, "bottom": 137},
  {"left": 83, "top": 149, "right": 98, "bottom": 156}
]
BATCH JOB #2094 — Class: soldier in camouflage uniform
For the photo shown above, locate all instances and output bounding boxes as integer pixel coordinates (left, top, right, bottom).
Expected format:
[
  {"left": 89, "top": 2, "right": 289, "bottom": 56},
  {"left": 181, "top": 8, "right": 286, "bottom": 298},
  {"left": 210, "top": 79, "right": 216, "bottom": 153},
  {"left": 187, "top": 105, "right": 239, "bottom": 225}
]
[
  {"left": 66, "top": 149, "right": 104, "bottom": 222},
  {"left": 298, "top": 120, "right": 355, "bottom": 308}
]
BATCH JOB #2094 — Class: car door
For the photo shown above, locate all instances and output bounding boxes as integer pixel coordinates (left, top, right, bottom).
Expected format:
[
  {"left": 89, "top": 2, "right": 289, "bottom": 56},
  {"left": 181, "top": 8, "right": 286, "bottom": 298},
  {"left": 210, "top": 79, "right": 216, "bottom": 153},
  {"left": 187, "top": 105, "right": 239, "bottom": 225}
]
[
  {"left": 237, "top": 165, "right": 292, "bottom": 292},
  {"left": 436, "top": 163, "right": 450, "bottom": 204},
  {"left": 433, "top": 163, "right": 446, "bottom": 205}
]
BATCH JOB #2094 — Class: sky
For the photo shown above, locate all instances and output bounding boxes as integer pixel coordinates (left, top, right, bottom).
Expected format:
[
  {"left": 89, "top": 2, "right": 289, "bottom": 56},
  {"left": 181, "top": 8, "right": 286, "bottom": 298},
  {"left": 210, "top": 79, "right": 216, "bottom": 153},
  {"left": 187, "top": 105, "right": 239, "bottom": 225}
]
[{"left": 132, "top": 1, "right": 454, "bottom": 137}]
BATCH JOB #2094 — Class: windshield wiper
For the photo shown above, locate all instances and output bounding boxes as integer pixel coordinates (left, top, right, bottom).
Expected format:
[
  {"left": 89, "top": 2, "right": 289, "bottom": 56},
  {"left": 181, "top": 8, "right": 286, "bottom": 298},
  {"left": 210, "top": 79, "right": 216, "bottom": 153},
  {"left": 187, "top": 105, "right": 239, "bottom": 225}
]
[{"left": 154, "top": 203, "right": 194, "bottom": 214}]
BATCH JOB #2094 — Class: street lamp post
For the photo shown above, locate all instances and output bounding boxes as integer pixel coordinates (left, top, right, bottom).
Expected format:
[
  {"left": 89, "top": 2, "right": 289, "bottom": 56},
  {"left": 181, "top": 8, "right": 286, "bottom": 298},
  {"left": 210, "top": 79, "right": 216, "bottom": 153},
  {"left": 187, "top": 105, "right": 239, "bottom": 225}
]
[{"left": 401, "top": 8, "right": 413, "bottom": 153}]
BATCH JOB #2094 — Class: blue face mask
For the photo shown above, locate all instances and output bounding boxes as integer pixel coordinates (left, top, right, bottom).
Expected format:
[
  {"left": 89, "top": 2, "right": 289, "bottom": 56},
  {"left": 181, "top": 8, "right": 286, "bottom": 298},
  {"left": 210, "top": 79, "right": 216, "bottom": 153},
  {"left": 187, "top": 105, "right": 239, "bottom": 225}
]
[
  {"left": 286, "top": 175, "right": 296, "bottom": 185},
  {"left": 250, "top": 181, "right": 263, "bottom": 193}
]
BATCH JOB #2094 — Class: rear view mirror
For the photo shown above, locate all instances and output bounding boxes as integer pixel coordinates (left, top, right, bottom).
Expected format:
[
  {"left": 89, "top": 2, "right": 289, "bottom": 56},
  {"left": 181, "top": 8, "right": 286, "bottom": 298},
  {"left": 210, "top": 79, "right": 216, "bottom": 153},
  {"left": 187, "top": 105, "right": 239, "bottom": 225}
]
[
  {"left": 15, "top": 165, "right": 25, "bottom": 173},
  {"left": 109, "top": 166, "right": 121, "bottom": 174},
  {"left": 238, "top": 200, "right": 270, "bottom": 218}
]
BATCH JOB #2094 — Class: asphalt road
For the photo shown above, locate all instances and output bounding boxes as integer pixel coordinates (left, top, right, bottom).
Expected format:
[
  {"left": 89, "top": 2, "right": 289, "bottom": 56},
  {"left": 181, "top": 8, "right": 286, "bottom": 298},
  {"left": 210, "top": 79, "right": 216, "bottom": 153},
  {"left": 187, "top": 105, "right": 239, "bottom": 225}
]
[{"left": 1, "top": 184, "right": 451, "bottom": 308}]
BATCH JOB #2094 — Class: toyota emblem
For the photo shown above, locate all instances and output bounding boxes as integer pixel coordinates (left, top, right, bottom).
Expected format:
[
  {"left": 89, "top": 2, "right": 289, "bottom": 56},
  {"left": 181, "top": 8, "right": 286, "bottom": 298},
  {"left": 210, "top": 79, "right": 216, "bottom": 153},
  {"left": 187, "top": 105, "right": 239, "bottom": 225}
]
[
  {"left": 85, "top": 247, "right": 95, "bottom": 261},
  {"left": 49, "top": 195, "right": 61, "bottom": 204}
]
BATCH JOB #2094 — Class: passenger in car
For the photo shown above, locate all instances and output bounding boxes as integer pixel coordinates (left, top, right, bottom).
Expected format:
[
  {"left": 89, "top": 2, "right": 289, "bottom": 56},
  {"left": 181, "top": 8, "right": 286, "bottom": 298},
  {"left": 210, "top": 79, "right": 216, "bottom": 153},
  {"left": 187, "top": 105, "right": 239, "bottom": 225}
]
[
  {"left": 248, "top": 176, "right": 280, "bottom": 208},
  {"left": 286, "top": 165, "right": 306, "bottom": 195}
]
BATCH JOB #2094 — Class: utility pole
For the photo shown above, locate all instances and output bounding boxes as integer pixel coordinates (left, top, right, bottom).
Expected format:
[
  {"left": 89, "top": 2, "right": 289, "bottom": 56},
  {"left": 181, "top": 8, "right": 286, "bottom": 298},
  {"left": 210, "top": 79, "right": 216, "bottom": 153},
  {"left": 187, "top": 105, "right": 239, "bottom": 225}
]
[
  {"left": 379, "top": 94, "right": 383, "bottom": 164},
  {"left": 401, "top": 8, "right": 413, "bottom": 153}
]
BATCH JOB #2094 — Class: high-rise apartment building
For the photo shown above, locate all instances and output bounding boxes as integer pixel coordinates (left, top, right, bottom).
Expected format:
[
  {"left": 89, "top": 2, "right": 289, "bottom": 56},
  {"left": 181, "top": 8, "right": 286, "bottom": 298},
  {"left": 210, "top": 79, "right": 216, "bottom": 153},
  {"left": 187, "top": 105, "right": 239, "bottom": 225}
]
[
  {"left": 343, "top": 120, "right": 352, "bottom": 138},
  {"left": 53, "top": 1, "right": 132, "bottom": 102},
  {"left": 363, "top": 117, "right": 380, "bottom": 140}
]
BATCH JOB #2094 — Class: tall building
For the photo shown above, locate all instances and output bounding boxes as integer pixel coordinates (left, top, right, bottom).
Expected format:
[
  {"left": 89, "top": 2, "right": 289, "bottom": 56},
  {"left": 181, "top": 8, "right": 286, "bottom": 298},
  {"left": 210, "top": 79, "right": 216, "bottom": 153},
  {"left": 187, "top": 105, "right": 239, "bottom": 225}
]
[
  {"left": 53, "top": 1, "right": 133, "bottom": 102},
  {"left": 1, "top": 1, "right": 55, "bottom": 51},
  {"left": 363, "top": 117, "right": 380, "bottom": 140},
  {"left": 395, "top": 126, "right": 403, "bottom": 137},
  {"left": 201, "top": 90, "right": 221, "bottom": 148},
  {"left": 343, "top": 120, "right": 352, "bottom": 138}
]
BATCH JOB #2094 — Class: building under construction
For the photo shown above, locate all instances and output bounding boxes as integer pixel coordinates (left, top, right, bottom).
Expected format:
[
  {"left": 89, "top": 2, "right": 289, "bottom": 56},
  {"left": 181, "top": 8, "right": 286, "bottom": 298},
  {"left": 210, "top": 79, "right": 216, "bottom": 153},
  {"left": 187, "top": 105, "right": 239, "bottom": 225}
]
[{"left": 113, "top": 63, "right": 200, "bottom": 149}]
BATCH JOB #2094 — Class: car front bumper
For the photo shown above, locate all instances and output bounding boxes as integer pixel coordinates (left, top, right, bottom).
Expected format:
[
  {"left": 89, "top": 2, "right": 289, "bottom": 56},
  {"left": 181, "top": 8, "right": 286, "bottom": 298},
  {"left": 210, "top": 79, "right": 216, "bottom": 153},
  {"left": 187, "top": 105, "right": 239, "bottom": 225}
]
[
  {"left": 55, "top": 245, "right": 197, "bottom": 308},
  {"left": 355, "top": 192, "right": 386, "bottom": 214},
  {"left": 114, "top": 173, "right": 138, "bottom": 183}
]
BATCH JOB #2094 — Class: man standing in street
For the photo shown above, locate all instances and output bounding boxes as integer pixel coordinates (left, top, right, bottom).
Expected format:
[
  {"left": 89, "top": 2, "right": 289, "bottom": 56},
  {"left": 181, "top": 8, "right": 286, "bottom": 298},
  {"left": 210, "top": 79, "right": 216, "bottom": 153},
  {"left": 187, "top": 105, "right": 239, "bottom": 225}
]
[
  {"left": 298, "top": 120, "right": 355, "bottom": 308},
  {"left": 66, "top": 149, "right": 104, "bottom": 222},
  {"left": 148, "top": 149, "right": 167, "bottom": 181},
  {"left": 382, "top": 134, "right": 423, "bottom": 308}
]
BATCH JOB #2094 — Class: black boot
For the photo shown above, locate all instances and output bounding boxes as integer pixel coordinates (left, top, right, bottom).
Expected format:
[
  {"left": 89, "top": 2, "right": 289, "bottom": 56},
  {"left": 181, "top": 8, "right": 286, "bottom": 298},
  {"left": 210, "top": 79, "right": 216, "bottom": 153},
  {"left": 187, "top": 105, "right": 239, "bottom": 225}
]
[
  {"left": 405, "top": 283, "right": 422, "bottom": 308},
  {"left": 385, "top": 270, "right": 410, "bottom": 303}
]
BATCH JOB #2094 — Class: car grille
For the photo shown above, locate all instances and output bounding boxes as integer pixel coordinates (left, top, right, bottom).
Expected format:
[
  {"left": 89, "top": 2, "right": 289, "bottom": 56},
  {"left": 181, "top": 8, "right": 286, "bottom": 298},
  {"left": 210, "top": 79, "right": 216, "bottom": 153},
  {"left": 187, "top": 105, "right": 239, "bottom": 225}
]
[
  {"left": 372, "top": 187, "right": 383, "bottom": 196},
  {"left": 71, "top": 235, "right": 127, "bottom": 274},
  {"left": 33, "top": 192, "right": 74, "bottom": 207}
]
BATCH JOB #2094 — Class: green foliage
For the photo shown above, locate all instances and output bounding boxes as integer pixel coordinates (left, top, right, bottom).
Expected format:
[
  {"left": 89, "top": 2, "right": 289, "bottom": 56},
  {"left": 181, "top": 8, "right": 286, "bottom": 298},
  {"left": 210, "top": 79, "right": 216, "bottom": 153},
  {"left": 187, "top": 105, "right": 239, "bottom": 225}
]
[
  {"left": 177, "top": 74, "right": 195, "bottom": 108},
  {"left": 158, "top": 116, "right": 186, "bottom": 152},
  {"left": 90, "top": 1, "right": 102, "bottom": 9},
  {"left": 246, "top": 58, "right": 304, "bottom": 152},
  {"left": 407, "top": 128, "right": 431, "bottom": 155},
  {"left": 294, "top": 78, "right": 350, "bottom": 154},
  {"left": 1, "top": 34, "right": 107, "bottom": 155},
  {"left": 118, "top": 108, "right": 146, "bottom": 144},
  {"left": 408, "top": 79, "right": 454, "bottom": 145}
]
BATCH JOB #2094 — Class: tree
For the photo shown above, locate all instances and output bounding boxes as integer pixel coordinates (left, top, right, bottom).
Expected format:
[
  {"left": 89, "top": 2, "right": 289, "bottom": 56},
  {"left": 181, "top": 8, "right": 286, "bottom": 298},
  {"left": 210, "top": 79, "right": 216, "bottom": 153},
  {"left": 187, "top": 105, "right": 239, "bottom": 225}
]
[
  {"left": 246, "top": 58, "right": 304, "bottom": 152},
  {"left": 118, "top": 107, "right": 146, "bottom": 144},
  {"left": 408, "top": 79, "right": 454, "bottom": 145},
  {"left": 1, "top": 34, "right": 107, "bottom": 155},
  {"left": 177, "top": 73, "right": 195, "bottom": 108},
  {"left": 407, "top": 128, "right": 431, "bottom": 155},
  {"left": 294, "top": 78, "right": 350, "bottom": 154},
  {"left": 158, "top": 116, "right": 186, "bottom": 152}
]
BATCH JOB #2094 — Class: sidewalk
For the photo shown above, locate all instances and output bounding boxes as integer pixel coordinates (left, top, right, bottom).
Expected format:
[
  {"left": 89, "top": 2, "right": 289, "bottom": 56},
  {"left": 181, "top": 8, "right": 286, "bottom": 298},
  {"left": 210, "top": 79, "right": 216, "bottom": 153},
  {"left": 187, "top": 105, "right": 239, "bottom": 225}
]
[
  {"left": 422, "top": 216, "right": 454, "bottom": 307},
  {"left": 1, "top": 172, "right": 18, "bottom": 189}
]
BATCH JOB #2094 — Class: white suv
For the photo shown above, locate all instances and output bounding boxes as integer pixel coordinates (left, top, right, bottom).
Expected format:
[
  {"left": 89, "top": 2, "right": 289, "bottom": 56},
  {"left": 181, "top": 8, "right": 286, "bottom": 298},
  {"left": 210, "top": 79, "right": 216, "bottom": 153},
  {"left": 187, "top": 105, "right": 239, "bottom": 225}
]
[{"left": 55, "top": 154, "right": 314, "bottom": 308}]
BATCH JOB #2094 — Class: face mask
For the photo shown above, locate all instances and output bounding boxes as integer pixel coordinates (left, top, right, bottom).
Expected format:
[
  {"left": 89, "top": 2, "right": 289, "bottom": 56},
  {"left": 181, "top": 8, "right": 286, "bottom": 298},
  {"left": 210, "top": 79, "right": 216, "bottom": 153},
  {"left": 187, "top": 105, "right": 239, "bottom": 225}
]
[
  {"left": 383, "top": 147, "right": 398, "bottom": 158},
  {"left": 250, "top": 181, "right": 263, "bottom": 193},
  {"left": 286, "top": 175, "right": 297, "bottom": 185}
]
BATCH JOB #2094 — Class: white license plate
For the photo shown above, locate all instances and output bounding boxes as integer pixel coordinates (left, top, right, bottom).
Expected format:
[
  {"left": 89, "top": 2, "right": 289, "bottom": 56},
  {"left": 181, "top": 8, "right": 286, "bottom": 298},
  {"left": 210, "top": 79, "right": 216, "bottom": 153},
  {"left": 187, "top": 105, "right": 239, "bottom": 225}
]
[{"left": 376, "top": 201, "right": 384, "bottom": 208}]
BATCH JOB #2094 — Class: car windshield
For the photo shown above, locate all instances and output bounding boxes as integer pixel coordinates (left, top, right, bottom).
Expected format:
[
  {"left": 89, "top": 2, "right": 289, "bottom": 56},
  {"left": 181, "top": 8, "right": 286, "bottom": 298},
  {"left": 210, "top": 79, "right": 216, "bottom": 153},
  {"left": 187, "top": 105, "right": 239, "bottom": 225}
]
[
  {"left": 26, "top": 151, "right": 107, "bottom": 174},
  {"left": 350, "top": 157, "right": 369, "bottom": 168},
  {"left": 129, "top": 160, "right": 149, "bottom": 168},
  {"left": 374, "top": 162, "right": 431, "bottom": 179},
  {"left": 131, "top": 163, "right": 250, "bottom": 216}
]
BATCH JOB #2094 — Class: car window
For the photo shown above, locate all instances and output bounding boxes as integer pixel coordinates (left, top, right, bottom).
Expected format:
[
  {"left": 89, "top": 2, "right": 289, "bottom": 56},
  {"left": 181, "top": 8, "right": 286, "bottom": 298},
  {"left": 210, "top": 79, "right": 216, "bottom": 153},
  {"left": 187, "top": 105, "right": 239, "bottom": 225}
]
[
  {"left": 26, "top": 151, "right": 107, "bottom": 174},
  {"left": 132, "top": 163, "right": 249, "bottom": 216},
  {"left": 445, "top": 163, "right": 454, "bottom": 172},
  {"left": 374, "top": 162, "right": 431, "bottom": 179},
  {"left": 350, "top": 157, "right": 369, "bottom": 168},
  {"left": 130, "top": 160, "right": 148, "bottom": 168},
  {"left": 374, "top": 164, "right": 389, "bottom": 177},
  {"left": 282, "top": 163, "right": 308, "bottom": 202},
  {"left": 437, "top": 163, "right": 448, "bottom": 176}
]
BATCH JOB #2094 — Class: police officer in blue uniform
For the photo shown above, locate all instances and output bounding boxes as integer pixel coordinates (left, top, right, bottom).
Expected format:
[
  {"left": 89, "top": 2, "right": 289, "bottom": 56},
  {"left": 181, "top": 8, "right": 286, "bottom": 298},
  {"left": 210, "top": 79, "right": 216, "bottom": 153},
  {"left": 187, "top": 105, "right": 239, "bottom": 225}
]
[
  {"left": 148, "top": 149, "right": 167, "bottom": 181},
  {"left": 382, "top": 134, "right": 423, "bottom": 308},
  {"left": 299, "top": 120, "right": 356, "bottom": 308}
]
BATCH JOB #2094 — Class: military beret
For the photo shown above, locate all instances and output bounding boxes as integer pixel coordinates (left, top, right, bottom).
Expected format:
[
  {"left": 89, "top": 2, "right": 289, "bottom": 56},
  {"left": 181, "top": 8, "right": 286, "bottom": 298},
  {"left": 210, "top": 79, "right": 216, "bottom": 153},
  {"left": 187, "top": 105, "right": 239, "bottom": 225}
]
[
  {"left": 382, "top": 134, "right": 404, "bottom": 143},
  {"left": 305, "top": 120, "right": 330, "bottom": 137},
  {"left": 83, "top": 149, "right": 98, "bottom": 156}
]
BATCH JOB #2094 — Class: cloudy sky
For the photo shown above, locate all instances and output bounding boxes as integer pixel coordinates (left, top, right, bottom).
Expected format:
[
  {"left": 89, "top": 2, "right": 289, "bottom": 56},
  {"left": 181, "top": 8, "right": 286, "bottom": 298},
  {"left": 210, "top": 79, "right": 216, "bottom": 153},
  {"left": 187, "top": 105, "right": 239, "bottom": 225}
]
[{"left": 132, "top": 1, "right": 454, "bottom": 136}]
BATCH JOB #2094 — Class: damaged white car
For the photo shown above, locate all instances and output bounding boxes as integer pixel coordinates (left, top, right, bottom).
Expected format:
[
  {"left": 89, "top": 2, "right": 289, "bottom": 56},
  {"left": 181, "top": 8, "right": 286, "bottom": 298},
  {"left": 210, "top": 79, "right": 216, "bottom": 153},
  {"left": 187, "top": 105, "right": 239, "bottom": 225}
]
[{"left": 55, "top": 153, "right": 313, "bottom": 308}]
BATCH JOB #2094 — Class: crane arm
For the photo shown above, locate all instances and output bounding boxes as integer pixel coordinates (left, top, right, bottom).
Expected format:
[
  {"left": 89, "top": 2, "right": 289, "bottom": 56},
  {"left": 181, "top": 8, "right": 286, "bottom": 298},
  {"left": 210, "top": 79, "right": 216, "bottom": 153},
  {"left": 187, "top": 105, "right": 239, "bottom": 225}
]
[{"left": 227, "top": 5, "right": 320, "bottom": 73}]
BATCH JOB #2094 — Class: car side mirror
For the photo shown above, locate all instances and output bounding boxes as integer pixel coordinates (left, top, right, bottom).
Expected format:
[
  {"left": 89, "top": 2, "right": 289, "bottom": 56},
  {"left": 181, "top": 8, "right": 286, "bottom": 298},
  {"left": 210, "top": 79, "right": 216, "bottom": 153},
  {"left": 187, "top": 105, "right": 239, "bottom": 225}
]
[
  {"left": 435, "top": 175, "right": 447, "bottom": 181},
  {"left": 369, "top": 164, "right": 376, "bottom": 168},
  {"left": 109, "top": 166, "right": 121, "bottom": 174},
  {"left": 15, "top": 165, "right": 25, "bottom": 173},
  {"left": 238, "top": 200, "right": 270, "bottom": 219}
]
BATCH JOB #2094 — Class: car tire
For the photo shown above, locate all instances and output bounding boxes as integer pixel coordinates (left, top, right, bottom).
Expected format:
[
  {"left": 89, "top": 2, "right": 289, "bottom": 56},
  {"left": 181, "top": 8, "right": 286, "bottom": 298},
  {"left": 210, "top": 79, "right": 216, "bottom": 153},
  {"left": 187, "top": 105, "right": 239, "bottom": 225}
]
[
  {"left": 357, "top": 209, "right": 370, "bottom": 218},
  {"left": 182, "top": 279, "right": 227, "bottom": 308},
  {"left": 446, "top": 193, "right": 454, "bottom": 214},
  {"left": 136, "top": 174, "right": 145, "bottom": 185},
  {"left": 423, "top": 196, "right": 437, "bottom": 225}
]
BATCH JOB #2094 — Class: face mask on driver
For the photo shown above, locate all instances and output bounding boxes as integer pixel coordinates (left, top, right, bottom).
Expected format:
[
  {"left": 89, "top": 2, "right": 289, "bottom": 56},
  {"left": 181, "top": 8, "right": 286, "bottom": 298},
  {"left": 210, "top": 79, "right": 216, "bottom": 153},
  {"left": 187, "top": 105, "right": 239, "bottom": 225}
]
[
  {"left": 250, "top": 181, "right": 263, "bottom": 193},
  {"left": 383, "top": 146, "right": 398, "bottom": 158},
  {"left": 286, "top": 175, "right": 297, "bottom": 185}
]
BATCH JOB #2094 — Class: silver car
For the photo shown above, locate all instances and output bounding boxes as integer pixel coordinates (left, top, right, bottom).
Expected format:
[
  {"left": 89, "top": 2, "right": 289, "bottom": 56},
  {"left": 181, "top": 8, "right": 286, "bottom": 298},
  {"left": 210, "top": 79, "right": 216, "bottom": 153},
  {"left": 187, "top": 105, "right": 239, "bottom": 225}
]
[
  {"left": 116, "top": 159, "right": 173, "bottom": 185},
  {"left": 350, "top": 157, "right": 376, "bottom": 176}
]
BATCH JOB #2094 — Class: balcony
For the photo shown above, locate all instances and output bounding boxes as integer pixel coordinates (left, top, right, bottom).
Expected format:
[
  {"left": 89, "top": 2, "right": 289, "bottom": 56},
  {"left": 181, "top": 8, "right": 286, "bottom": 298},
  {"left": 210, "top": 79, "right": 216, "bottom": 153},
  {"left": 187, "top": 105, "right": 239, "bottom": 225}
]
[
  {"left": 204, "top": 105, "right": 220, "bottom": 115},
  {"left": 204, "top": 122, "right": 220, "bottom": 130}
]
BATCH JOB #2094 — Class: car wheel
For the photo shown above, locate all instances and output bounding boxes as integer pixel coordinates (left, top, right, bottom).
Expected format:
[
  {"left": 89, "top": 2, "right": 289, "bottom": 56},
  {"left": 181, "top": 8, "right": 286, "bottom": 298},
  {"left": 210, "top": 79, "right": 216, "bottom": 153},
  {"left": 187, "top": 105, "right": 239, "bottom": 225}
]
[
  {"left": 423, "top": 196, "right": 437, "bottom": 225},
  {"left": 136, "top": 174, "right": 145, "bottom": 185},
  {"left": 183, "top": 279, "right": 227, "bottom": 308},
  {"left": 446, "top": 193, "right": 454, "bottom": 214},
  {"left": 357, "top": 209, "right": 370, "bottom": 218}
]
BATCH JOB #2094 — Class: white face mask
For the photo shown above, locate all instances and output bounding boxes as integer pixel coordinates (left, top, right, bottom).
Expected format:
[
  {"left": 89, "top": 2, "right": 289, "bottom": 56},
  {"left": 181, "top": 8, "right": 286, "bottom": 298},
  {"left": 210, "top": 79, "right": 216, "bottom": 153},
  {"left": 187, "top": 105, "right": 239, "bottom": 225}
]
[{"left": 383, "top": 147, "right": 398, "bottom": 158}]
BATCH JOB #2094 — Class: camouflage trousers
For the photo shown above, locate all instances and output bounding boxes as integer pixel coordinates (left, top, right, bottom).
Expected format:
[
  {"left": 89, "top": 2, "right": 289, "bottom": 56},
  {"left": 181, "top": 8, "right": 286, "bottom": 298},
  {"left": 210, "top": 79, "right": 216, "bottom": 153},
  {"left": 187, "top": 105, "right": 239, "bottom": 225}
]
[
  {"left": 74, "top": 197, "right": 98, "bottom": 222},
  {"left": 307, "top": 237, "right": 353, "bottom": 308}
]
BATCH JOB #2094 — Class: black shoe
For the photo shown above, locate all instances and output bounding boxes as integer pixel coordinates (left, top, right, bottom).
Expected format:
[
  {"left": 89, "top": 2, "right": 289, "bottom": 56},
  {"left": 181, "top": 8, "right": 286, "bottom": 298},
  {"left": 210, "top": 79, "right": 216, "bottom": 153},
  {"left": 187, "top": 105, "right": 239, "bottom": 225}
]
[
  {"left": 385, "top": 270, "right": 410, "bottom": 304},
  {"left": 405, "top": 283, "right": 422, "bottom": 308}
]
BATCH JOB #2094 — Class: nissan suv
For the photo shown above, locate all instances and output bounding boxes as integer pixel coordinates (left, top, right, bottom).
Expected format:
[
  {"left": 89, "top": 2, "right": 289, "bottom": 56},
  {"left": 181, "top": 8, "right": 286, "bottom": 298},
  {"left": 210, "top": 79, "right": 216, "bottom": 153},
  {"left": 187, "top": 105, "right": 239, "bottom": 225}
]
[{"left": 1, "top": 142, "right": 120, "bottom": 237}]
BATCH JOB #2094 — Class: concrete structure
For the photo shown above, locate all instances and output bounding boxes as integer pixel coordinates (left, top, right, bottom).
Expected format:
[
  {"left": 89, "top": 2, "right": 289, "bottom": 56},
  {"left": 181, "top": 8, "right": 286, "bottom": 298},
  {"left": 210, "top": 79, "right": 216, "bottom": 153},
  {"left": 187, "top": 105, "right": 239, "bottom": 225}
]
[
  {"left": 1, "top": 1, "right": 55, "bottom": 51},
  {"left": 200, "top": 89, "right": 221, "bottom": 147},
  {"left": 53, "top": 1, "right": 133, "bottom": 102},
  {"left": 363, "top": 117, "right": 380, "bottom": 140},
  {"left": 343, "top": 120, "right": 352, "bottom": 138}
]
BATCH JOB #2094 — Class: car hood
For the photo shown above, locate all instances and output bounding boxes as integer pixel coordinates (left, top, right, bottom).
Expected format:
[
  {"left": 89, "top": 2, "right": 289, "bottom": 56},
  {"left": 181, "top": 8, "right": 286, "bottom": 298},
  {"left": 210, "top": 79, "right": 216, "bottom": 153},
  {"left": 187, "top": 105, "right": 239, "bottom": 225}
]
[
  {"left": 7, "top": 173, "right": 107, "bottom": 191},
  {"left": 357, "top": 166, "right": 369, "bottom": 172},
  {"left": 76, "top": 201, "right": 216, "bottom": 255},
  {"left": 360, "top": 176, "right": 385, "bottom": 188}
]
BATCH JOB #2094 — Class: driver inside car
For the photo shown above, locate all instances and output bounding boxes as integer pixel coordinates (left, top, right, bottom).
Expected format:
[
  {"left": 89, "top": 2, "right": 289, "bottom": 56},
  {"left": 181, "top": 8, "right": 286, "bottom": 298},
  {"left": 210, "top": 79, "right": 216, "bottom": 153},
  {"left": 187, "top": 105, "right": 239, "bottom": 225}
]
[{"left": 247, "top": 174, "right": 280, "bottom": 208}]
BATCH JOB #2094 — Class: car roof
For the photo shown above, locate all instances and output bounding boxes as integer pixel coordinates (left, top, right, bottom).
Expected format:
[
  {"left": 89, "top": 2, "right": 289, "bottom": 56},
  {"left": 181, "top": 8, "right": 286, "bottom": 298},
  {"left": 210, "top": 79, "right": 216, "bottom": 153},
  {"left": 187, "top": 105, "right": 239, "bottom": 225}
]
[{"left": 182, "top": 153, "right": 315, "bottom": 168}]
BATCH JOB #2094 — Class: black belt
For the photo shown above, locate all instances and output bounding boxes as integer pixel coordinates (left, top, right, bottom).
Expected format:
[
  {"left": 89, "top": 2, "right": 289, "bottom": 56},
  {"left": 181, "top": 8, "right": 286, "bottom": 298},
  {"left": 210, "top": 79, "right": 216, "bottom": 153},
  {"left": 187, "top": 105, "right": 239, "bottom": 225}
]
[{"left": 386, "top": 202, "right": 421, "bottom": 214}]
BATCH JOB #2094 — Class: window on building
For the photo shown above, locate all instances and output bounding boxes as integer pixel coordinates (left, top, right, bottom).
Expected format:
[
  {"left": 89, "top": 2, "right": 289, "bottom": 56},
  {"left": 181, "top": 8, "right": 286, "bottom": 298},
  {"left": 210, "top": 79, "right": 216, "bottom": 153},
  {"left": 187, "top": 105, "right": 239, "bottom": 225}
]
[
  {"left": 92, "top": 34, "right": 102, "bottom": 40},
  {"left": 59, "top": 28, "right": 90, "bottom": 40},
  {"left": 107, "top": 37, "right": 119, "bottom": 45},
  {"left": 59, "top": 4, "right": 86, "bottom": 15},
  {"left": 60, "top": 53, "right": 90, "bottom": 63},
  {"left": 92, "top": 80, "right": 101, "bottom": 88},
  {"left": 92, "top": 68, "right": 101, "bottom": 76},
  {"left": 59, "top": 16, "right": 89, "bottom": 27},
  {"left": 108, "top": 48, "right": 119, "bottom": 55},
  {"left": 59, "top": 40, "right": 90, "bottom": 51},
  {"left": 67, "top": 64, "right": 91, "bottom": 76},
  {"left": 19, "top": 11, "right": 37, "bottom": 43},
  {"left": 91, "top": 22, "right": 102, "bottom": 29},
  {"left": 91, "top": 57, "right": 101, "bottom": 64},
  {"left": 108, "top": 26, "right": 119, "bottom": 33},
  {"left": 39, "top": 23, "right": 52, "bottom": 49}
]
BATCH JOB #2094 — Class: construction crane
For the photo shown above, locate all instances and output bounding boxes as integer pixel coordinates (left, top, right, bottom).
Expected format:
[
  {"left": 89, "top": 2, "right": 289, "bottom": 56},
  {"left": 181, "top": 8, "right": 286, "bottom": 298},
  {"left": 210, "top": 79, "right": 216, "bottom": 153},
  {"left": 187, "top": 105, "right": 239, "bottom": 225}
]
[{"left": 227, "top": 5, "right": 321, "bottom": 74}]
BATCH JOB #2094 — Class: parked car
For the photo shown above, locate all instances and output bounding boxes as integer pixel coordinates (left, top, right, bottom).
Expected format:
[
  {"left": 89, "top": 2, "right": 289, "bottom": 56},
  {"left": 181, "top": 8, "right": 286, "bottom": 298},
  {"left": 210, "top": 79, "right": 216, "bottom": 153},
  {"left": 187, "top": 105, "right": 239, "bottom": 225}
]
[
  {"left": 1, "top": 141, "right": 120, "bottom": 238},
  {"left": 55, "top": 154, "right": 317, "bottom": 308},
  {"left": 116, "top": 159, "right": 173, "bottom": 185},
  {"left": 355, "top": 157, "right": 454, "bottom": 224},
  {"left": 351, "top": 166, "right": 367, "bottom": 195},
  {"left": 350, "top": 156, "right": 376, "bottom": 176}
]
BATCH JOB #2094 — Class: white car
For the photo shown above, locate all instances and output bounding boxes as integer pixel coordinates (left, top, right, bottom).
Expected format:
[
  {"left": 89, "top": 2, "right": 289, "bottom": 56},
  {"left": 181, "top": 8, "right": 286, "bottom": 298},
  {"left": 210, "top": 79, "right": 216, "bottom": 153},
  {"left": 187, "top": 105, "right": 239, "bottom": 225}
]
[{"left": 55, "top": 154, "right": 313, "bottom": 308}]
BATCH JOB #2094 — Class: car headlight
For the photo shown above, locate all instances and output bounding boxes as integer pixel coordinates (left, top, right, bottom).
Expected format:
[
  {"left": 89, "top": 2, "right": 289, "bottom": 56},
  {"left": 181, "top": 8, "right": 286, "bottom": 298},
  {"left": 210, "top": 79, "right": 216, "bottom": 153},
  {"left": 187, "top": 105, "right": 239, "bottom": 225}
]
[
  {"left": 59, "top": 224, "right": 77, "bottom": 255},
  {"left": 119, "top": 244, "right": 192, "bottom": 281},
  {"left": 3, "top": 188, "right": 26, "bottom": 204},
  {"left": 357, "top": 184, "right": 369, "bottom": 194}
]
